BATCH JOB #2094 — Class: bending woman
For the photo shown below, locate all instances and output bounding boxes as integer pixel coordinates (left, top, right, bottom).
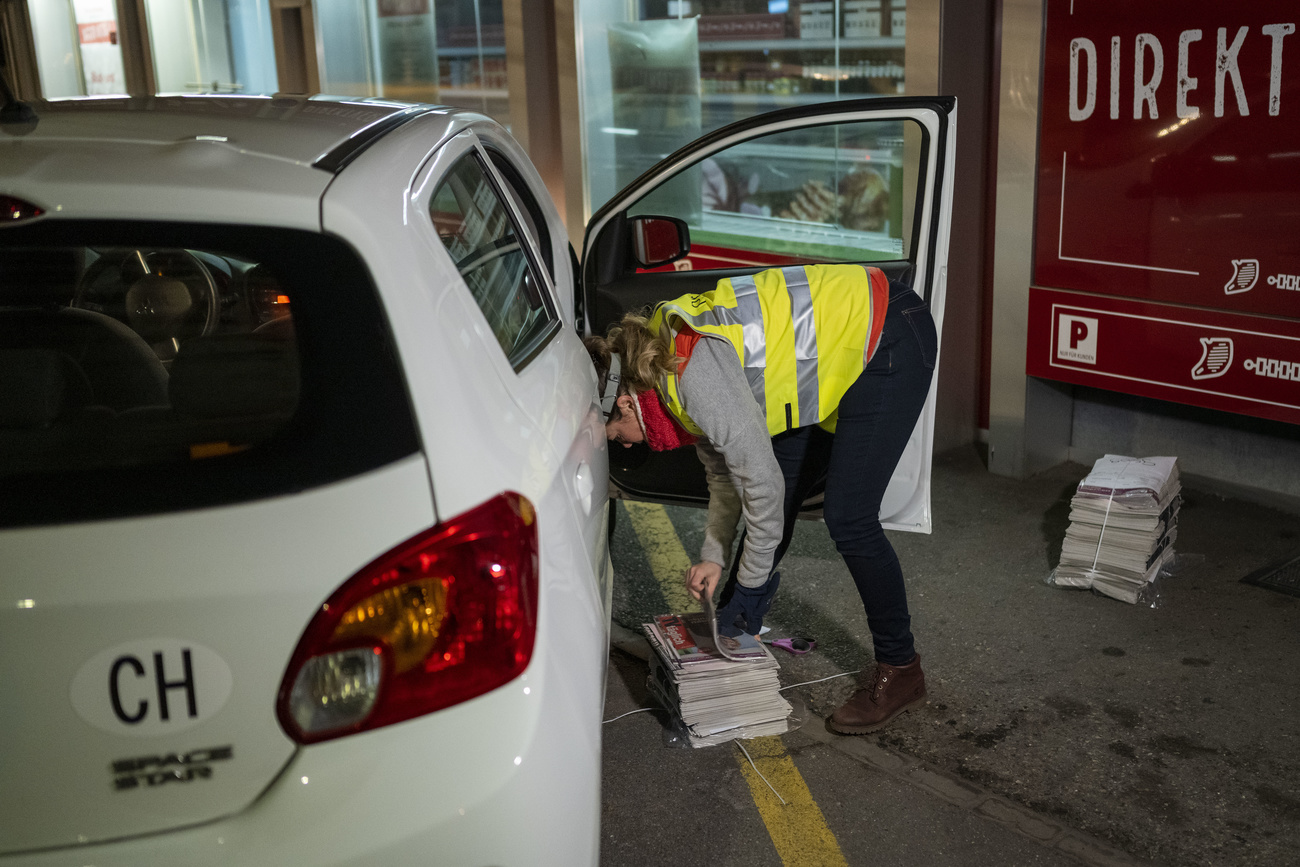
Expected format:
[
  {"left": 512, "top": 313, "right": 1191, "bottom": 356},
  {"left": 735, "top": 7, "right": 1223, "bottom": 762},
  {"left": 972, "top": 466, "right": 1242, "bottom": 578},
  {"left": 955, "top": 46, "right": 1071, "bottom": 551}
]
[{"left": 586, "top": 263, "right": 937, "bottom": 735}]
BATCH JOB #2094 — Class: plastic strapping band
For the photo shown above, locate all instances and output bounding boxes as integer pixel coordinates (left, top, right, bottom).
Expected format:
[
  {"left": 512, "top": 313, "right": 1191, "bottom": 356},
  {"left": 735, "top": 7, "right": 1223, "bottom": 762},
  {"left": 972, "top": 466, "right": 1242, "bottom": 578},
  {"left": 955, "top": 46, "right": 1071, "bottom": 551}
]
[
  {"left": 735, "top": 740, "right": 786, "bottom": 806},
  {"left": 1089, "top": 459, "right": 1133, "bottom": 576},
  {"left": 600, "top": 352, "right": 622, "bottom": 420}
]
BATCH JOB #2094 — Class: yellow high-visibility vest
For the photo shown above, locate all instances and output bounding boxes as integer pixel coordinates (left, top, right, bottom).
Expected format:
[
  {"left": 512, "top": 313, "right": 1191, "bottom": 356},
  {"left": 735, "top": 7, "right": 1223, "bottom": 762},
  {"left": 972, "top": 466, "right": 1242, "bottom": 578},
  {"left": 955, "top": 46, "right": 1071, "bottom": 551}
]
[{"left": 647, "top": 263, "right": 890, "bottom": 436}]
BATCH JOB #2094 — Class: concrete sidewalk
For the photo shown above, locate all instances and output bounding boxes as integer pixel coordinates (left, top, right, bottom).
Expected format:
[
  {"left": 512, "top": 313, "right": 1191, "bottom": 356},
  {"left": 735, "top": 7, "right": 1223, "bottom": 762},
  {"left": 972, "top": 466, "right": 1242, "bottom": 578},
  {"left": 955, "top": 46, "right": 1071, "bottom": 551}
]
[{"left": 600, "top": 445, "right": 1300, "bottom": 866}]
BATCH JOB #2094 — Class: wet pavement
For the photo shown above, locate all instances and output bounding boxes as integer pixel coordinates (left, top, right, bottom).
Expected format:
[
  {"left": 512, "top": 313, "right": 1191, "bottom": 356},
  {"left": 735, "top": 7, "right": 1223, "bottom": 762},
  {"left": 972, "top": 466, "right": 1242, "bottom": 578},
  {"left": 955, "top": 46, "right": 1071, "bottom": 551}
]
[{"left": 599, "top": 445, "right": 1300, "bottom": 866}]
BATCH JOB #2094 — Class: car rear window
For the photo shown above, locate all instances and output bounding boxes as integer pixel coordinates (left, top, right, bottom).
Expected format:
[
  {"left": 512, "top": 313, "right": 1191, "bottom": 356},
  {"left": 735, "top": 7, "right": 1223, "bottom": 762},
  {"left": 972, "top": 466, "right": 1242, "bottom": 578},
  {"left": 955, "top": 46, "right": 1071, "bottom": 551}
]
[{"left": 0, "top": 221, "right": 420, "bottom": 528}]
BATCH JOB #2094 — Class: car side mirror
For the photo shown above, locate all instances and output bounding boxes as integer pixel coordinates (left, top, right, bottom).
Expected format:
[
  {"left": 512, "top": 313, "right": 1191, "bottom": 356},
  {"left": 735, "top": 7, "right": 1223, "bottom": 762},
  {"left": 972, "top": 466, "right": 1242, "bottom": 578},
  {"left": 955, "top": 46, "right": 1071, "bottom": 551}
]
[{"left": 629, "top": 216, "right": 690, "bottom": 269}]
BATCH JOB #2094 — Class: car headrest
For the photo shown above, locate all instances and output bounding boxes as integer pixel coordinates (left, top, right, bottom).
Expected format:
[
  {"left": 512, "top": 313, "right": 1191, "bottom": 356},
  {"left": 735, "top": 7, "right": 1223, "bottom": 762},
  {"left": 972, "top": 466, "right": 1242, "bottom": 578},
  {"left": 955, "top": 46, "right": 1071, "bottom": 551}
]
[
  {"left": 0, "top": 249, "right": 81, "bottom": 308},
  {"left": 0, "top": 307, "right": 169, "bottom": 411},
  {"left": 0, "top": 348, "right": 93, "bottom": 429},
  {"left": 169, "top": 334, "right": 300, "bottom": 419}
]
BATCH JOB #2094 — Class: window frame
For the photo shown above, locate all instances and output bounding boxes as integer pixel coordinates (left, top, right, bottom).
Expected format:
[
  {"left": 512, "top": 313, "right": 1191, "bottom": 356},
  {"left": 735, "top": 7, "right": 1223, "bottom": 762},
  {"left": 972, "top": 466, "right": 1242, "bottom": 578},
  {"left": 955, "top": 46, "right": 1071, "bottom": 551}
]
[{"left": 482, "top": 144, "right": 555, "bottom": 281}]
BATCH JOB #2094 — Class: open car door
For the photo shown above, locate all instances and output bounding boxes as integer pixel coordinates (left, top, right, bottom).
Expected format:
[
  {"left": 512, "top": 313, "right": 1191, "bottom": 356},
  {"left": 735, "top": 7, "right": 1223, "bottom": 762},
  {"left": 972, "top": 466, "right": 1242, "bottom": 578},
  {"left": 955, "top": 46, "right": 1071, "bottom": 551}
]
[{"left": 580, "top": 96, "right": 956, "bottom": 533}]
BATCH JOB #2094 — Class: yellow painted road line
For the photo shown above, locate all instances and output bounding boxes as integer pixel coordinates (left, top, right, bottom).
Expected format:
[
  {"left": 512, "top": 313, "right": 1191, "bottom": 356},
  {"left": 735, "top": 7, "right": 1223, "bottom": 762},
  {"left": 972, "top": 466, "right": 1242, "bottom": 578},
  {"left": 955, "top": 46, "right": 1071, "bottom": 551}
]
[
  {"left": 622, "top": 501, "right": 696, "bottom": 614},
  {"left": 735, "top": 737, "right": 849, "bottom": 867},
  {"left": 622, "top": 500, "right": 848, "bottom": 867}
]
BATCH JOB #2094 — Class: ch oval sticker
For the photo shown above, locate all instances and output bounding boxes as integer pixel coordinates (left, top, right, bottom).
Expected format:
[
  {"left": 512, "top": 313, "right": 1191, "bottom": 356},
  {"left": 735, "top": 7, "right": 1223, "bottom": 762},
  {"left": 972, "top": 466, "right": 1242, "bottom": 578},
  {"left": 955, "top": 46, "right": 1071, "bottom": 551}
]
[{"left": 70, "top": 639, "right": 233, "bottom": 737}]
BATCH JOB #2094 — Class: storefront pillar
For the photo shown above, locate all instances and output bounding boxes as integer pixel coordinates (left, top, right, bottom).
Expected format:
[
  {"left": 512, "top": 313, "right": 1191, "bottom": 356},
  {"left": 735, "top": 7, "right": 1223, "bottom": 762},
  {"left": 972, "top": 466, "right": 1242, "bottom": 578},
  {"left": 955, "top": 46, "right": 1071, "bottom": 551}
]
[
  {"left": 114, "top": 0, "right": 155, "bottom": 96},
  {"left": 987, "top": 0, "right": 1072, "bottom": 479},
  {"left": 904, "top": 0, "right": 937, "bottom": 98},
  {"left": 505, "top": 0, "right": 571, "bottom": 233},
  {"left": 1, "top": 0, "right": 40, "bottom": 99},
  {"left": 269, "top": 0, "right": 320, "bottom": 95},
  {"left": 552, "top": 0, "right": 584, "bottom": 244}
]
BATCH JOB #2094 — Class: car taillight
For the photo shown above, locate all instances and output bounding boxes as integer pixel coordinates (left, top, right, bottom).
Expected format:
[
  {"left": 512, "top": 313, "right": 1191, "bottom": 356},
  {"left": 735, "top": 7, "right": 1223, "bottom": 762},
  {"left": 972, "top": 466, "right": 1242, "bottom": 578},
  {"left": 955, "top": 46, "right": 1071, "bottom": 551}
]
[
  {"left": 277, "top": 492, "right": 539, "bottom": 744},
  {"left": 1, "top": 195, "right": 44, "bottom": 224}
]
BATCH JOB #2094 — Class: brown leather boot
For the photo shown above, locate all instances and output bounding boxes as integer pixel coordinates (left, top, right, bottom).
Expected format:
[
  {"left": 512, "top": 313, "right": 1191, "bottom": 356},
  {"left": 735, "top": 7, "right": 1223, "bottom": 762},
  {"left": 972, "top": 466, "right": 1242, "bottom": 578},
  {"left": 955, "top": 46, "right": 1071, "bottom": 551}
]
[{"left": 829, "top": 654, "right": 926, "bottom": 735}]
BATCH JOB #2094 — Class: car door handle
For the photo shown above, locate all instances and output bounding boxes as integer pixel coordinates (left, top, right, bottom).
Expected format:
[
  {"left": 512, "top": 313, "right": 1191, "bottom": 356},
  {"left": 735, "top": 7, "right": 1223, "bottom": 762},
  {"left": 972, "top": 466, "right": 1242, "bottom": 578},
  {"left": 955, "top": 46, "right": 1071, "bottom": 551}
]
[{"left": 574, "top": 461, "right": 595, "bottom": 514}]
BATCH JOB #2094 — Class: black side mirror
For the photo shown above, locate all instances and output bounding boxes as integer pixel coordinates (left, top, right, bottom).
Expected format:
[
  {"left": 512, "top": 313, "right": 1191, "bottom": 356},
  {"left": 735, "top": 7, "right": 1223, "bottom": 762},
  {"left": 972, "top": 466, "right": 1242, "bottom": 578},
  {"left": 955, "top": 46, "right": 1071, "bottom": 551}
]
[{"left": 629, "top": 216, "right": 690, "bottom": 269}]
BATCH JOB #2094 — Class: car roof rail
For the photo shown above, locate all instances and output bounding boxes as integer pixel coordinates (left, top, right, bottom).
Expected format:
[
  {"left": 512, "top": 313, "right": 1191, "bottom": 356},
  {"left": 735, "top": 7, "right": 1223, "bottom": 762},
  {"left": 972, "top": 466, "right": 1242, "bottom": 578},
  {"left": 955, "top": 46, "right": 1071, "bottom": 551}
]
[{"left": 312, "top": 105, "right": 438, "bottom": 174}]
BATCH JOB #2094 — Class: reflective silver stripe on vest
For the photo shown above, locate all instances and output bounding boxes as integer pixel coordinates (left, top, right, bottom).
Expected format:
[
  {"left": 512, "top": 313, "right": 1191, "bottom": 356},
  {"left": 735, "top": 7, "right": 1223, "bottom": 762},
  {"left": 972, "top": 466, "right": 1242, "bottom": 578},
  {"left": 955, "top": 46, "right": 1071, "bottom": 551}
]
[
  {"left": 728, "top": 275, "right": 767, "bottom": 372},
  {"left": 679, "top": 269, "right": 827, "bottom": 428},
  {"left": 782, "top": 266, "right": 820, "bottom": 424},
  {"left": 695, "top": 274, "right": 767, "bottom": 410}
]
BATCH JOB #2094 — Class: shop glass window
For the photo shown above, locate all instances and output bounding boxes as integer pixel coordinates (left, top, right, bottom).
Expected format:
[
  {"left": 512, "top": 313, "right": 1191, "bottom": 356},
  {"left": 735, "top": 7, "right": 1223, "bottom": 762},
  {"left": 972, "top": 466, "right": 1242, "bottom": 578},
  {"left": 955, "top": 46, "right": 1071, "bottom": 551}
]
[
  {"left": 30, "top": 0, "right": 128, "bottom": 98},
  {"left": 629, "top": 118, "right": 918, "bottom": 268},
  {"left": 312, "top": 0, "right": 508, "bottom": 122},
  {"left": 144, "top": 0, "right": 278, "bottom": 95},
  {"left": 576, "top": 0, "right": 908, "bottom": 216},
  {"left": 434, "top": 0, "right": 508, "bottom": 119}
]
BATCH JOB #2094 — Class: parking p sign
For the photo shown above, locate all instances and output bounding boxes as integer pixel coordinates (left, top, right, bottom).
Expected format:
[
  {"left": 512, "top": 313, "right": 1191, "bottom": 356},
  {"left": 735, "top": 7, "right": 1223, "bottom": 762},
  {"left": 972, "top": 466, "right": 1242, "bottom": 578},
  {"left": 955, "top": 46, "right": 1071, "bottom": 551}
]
[{"left": 1056, "top": 313, "right": 1098, "bottom": 364}]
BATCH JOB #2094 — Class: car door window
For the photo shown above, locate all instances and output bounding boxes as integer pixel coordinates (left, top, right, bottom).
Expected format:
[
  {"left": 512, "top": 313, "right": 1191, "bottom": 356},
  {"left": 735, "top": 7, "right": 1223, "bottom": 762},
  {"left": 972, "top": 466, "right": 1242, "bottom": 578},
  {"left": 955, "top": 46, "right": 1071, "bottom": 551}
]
[
  {"left": 430, "top": 153, "right": 557, "bottom": 368},
  {"left": 628, "top": 119, "right": 921, "bottom": 271},
  {"left": 485, "top": 149, "right": 554, "bottom": 280}
]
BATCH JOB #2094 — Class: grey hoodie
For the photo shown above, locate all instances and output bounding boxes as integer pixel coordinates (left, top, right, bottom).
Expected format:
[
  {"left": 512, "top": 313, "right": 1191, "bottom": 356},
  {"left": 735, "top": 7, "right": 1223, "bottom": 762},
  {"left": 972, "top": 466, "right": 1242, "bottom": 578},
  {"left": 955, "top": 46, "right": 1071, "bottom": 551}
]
[{"left": 673, "top": 334, "right": 784, "bottom": 589}]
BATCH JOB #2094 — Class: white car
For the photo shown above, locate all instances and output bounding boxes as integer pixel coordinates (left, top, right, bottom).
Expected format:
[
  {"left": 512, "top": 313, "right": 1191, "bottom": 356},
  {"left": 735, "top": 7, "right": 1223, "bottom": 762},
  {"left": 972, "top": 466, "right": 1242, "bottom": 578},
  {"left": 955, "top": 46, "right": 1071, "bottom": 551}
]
[{"left": 0, "top": 93, "right": 954, "bottom": 865}]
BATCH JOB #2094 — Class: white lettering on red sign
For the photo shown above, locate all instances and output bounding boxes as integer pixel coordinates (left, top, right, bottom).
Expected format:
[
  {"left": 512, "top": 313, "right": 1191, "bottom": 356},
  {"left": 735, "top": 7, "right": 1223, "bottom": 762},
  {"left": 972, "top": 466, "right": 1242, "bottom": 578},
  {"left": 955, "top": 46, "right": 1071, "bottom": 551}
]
[
  {"left": 1069, "top": 23, "right": 1294, "bottom": 120},
  {"left": 1244, "top": 357, "right": 1300, "bottom": 381}
]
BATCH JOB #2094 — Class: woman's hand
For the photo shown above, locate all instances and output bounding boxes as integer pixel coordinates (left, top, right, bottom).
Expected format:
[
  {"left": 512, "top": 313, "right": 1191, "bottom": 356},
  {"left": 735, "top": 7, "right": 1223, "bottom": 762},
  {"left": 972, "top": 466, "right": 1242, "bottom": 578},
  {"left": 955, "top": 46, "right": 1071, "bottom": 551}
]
[
  {"left": 685, "top": 561, "right": 723, "bottom": 602},
  {"left": 715, "top": 571, "right": 781, "bottom": 639}
]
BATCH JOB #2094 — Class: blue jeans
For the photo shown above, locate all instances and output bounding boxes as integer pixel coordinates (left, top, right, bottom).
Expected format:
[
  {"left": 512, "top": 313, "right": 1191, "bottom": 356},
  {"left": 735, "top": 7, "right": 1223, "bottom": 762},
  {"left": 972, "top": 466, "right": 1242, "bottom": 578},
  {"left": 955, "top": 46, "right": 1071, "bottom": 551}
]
[{"left": 722, "top": 284, "right": 938, "bottom": 666}]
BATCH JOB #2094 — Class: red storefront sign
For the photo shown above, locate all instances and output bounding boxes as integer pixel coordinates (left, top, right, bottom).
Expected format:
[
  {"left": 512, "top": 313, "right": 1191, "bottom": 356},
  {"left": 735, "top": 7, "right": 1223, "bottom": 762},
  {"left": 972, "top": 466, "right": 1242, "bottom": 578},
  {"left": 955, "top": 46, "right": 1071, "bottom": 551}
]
[
  {"left": 1029, "top": 0, "right": 1299, "bottom": 423},
  {"left": 1029, "top": 288, "right": 1300, "bottom": 425},
  {"left": 76, "top": 20, "right": 115, "bottom": 44}
]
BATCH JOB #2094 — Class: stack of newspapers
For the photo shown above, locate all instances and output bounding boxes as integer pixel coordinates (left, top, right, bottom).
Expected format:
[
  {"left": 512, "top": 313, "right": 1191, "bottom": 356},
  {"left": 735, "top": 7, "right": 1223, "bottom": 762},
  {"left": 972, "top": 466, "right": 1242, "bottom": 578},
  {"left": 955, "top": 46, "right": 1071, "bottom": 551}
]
[
  {"left": 1054, "top": 454, "right": 1181, "bottom": 604},
  {"left": 643, "top": 611, "right": 791, "bottom": 748}
]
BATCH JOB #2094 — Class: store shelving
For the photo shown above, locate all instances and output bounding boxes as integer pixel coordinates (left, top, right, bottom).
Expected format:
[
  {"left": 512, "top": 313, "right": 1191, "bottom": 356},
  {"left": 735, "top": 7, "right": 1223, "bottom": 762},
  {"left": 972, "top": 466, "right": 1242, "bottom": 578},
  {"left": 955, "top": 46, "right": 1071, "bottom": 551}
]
[
  {"left": 698, "top": 36, "right": 903, "bottom": 52},
  {"left": 436, "top": 45, "right": 506, "bottom": 58}
]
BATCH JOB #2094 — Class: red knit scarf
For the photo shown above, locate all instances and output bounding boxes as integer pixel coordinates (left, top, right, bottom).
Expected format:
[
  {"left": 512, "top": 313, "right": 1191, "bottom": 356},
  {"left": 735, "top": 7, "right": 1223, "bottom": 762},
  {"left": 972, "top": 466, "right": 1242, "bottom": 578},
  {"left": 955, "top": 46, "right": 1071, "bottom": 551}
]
[{"left": 635, "top": 390, "right": 699, "bottom": 452}]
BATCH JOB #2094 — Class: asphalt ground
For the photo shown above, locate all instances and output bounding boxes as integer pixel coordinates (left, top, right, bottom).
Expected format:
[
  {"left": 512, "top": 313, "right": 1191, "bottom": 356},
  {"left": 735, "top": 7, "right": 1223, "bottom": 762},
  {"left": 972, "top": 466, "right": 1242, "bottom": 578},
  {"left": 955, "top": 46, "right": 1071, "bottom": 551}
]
[{"left": 598, "top": 445, "right": 1300, "bottom": 867}]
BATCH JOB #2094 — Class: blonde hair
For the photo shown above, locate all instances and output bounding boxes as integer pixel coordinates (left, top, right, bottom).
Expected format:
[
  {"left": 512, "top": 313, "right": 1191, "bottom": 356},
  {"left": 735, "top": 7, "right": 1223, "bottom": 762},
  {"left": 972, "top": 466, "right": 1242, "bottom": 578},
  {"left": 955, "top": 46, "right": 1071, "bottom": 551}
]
[{"left": 584, "top": 310, "right": 680, "bottom": 411}]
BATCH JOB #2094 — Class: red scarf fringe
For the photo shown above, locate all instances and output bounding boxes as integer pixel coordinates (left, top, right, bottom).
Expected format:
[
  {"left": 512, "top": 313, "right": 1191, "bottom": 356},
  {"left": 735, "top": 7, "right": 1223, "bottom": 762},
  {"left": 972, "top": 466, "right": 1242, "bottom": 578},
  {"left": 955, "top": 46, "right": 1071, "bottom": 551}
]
[{"left": 636, "top": 390, "right": 699, "bottom": 451}]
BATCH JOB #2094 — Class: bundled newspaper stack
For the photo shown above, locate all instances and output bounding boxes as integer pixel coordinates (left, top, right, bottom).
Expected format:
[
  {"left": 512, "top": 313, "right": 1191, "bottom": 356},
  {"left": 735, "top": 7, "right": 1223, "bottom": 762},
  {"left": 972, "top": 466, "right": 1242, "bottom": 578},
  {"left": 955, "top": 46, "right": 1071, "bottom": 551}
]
[
  {"left": 643, "top": 611, "right": 791, "bottom": 748},
  {"left": 1053, "top": 454, "right": 1181, "bottom": 604}
]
